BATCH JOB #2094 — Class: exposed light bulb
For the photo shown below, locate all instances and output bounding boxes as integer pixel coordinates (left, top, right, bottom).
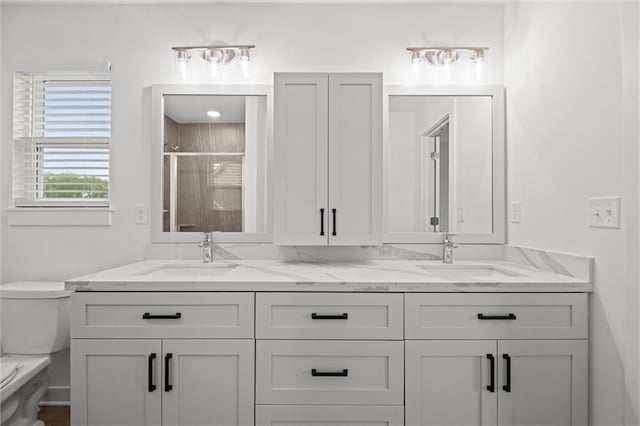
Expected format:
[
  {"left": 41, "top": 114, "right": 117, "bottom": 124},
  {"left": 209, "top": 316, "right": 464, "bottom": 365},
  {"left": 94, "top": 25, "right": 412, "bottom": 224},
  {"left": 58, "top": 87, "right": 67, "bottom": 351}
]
[
  {"left": 238, "top": 47, "right": 252, "bottom": 62},
  {"left": 175, "top": 49, "right": 192, "bottom": 80},
  {"left": 409, "top": 50, "right": 424, "bottom": 65},
  {"left": 207, "top": 110, "right": 221, "bottom": 118}
]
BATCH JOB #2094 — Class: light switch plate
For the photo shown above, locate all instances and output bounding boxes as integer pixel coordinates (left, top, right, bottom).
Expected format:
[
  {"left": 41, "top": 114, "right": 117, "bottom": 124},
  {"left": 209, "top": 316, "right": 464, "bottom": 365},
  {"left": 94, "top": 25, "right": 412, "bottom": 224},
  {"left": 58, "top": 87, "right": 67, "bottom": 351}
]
[
  {"left": 589, "top": 196, "right": 621, "bottom": 228},
  {"left": 456, "top": 207, "right": 464, "bottom": 223},
  {"left": 510, "top": 201, "right": 521, "bottom": 224},
  {"left": 135, "top": 204, "right": 148, "bottom": 225}
]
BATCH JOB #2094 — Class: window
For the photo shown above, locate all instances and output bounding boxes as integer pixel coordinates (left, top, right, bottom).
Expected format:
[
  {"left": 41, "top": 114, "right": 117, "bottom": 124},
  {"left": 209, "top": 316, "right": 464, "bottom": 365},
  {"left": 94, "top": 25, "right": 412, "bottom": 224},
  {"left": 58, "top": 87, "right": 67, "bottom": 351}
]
[{"left": 12, "top": 72, "right": 111, "bottom": 207}]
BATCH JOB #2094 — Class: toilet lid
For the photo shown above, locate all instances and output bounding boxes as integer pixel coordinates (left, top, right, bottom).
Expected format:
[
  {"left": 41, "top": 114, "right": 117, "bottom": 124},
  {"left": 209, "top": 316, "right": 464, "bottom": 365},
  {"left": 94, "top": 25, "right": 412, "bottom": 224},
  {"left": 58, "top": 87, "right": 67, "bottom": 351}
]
[
  {"left": 0, "top": 361, "right": 21, "bottom": 389},
  {"left": 0, "top": 282, "right": 71, "bottom": 299}
]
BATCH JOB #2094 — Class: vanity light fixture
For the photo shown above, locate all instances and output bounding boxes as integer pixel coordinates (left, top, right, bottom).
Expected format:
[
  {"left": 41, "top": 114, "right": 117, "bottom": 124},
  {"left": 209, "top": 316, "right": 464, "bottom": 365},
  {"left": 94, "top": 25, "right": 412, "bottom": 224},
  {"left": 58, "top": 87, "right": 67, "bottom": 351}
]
[
  {"left": 407, "top": 47, "right": 489, "bottom": 80},
  {"left": 207, "top": 110, "right": 221, "bottom": 118},
  {"left": 172, "top": 45, "right": 255, "bottom": 79}
]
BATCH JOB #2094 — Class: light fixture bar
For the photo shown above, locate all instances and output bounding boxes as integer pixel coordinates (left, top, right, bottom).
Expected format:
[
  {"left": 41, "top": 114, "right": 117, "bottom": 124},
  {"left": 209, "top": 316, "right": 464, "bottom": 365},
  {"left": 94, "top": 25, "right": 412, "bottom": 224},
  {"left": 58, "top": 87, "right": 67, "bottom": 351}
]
[{"left": 172, "top": 45, "right": 255, "bottom": 51}]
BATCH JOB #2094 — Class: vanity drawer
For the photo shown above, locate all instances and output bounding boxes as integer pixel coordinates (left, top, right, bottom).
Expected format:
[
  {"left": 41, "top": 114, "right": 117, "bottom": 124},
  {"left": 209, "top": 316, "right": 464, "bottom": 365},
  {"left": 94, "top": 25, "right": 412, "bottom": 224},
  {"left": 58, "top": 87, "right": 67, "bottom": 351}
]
[
  {"left": 256, "top": 340, "right": 403, "bottom": 405},
  {"left": 71, "top": 292, "right": 254, "bottom": 338},
  {"left": 256, "top": 405, "right": 404, "bottom": 426},
  {"left": 256, "top": 293, "right": 403, "bottom": 339},
  {"left": 405, "top": 293, "right": 587, "bottom": 339}
]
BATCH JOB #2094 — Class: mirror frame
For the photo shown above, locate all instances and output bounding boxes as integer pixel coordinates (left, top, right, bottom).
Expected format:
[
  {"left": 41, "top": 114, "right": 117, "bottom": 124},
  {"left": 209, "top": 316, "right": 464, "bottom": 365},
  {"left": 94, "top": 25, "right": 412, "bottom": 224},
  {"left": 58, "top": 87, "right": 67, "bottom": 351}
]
[
  {"left": 150, "top": 84, "right": 273, "bottom": 243},
  {"left": 383, "top": 85, "right": 505, "bottom": 244}
]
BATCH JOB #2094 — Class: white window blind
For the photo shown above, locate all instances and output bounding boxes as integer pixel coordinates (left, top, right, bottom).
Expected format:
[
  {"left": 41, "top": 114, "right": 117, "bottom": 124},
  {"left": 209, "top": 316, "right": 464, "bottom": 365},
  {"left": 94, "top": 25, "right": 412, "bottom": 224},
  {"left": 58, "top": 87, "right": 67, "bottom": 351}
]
[{"left": 13, "top": 72, "right": 111, "bottom": 207}]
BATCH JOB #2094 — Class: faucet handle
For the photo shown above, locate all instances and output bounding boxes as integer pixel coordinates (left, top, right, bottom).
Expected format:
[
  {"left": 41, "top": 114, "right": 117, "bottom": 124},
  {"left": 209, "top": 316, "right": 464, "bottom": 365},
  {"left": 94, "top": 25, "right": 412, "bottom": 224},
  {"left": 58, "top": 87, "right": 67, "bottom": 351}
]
[{"left": 202, "top": 232, "right": 213, "bottom": 242}]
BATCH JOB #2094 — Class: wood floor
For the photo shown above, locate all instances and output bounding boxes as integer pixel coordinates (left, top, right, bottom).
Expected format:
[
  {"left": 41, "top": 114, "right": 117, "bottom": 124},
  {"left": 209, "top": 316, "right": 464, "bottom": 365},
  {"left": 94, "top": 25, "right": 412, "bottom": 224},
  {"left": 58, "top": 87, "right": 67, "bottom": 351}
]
[{"left": 38, "top": 406, "right": 70, "bottom": 426}]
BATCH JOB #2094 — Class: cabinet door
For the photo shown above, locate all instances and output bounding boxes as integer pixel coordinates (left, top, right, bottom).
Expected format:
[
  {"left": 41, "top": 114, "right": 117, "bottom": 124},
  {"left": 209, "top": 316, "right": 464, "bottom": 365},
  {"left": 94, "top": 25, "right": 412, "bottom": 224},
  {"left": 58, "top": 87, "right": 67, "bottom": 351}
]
[
  {"left": 328, "top": 73, "right": 382, "bottom": 245},
  {"left": 162, "top": 339, "right": 255, "bottom": 426},
  {"left": 497, "top": 340, "right": 588, "bottom": 426},
  {"left": 71, "top": 339, "right": 162, "bottom": 426},
  {"left": 405, "top": 340, "right": 498, "bottom": 426},
  {"left": 274, "top": 73, "right": 329, "bottom": 245}
]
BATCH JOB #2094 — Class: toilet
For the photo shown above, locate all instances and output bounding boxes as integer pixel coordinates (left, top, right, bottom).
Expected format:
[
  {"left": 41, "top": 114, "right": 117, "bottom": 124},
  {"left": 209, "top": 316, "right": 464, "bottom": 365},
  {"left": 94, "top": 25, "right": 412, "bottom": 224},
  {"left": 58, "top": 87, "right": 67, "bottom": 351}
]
[{"left": 0, "top": 282, "right": 71, "bottom": 426}]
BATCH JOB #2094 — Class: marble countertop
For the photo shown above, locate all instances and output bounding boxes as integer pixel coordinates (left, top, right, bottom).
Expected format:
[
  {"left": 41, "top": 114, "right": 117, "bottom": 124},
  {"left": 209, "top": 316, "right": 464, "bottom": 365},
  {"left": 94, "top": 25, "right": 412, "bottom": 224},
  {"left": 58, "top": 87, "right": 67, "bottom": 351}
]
[{"left": 66, "top": 259, "right": 592, "bottom": 293}]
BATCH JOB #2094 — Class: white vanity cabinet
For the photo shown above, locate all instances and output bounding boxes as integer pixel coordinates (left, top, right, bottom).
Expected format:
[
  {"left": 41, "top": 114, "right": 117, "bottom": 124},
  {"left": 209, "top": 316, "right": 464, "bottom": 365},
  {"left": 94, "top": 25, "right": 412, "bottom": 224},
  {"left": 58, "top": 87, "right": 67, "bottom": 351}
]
[
  {"left": 70, "top": 293, "right": 255, "bottom": 426},
  {"left": 255, "top": 292, "right": 404, "bottom": 425},
  {"left": 404, "top": 293, "right": 589, "bottom": 426},
  {"left": 274, "top": 72, "right": 382, "bottom": 246}
]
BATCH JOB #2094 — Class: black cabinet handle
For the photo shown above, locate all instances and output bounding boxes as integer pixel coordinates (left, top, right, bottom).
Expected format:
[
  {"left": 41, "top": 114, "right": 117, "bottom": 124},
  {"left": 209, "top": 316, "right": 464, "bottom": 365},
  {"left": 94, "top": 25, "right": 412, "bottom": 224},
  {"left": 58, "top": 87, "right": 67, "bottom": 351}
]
[
  {"left": 164, "top": 353, "right": 173, "bottom": 392},
  {"left": 332, "top": 208, "right": 337, "bottom": 236},
  {"left": 148, "top": 353, "right": 156, "bottom": 392},
  {"left": 311, "top": 313, "right": 348, "bottom": 320},
  {"left": 143, "top": 312, "right": 182, "bottom": 320},
  {"left": 320, "top": 208, "right": 325, "bottom": 236},
  {"left": 311, "top": 369, "right": 348, "bottom": 377},
  {"left": 502, "top": 354, "right": 511, "bottom": 392},
  {"left": 477, "top": 313, "right": 517, "bottom": 320},
  {"left": 486, "top": 354, "right": 495, "bottom": 392}
]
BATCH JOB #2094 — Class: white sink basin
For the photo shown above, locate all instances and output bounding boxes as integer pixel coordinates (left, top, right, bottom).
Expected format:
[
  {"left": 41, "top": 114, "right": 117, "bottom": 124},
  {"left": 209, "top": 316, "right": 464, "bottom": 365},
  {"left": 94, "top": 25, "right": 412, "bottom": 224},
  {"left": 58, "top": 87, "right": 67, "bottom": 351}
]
[
  {"left": 135, "top": 263, "right": 238, "bottom": 278},
  {"left": 418, "top": 264, "right": 522, "bottom": 279}
]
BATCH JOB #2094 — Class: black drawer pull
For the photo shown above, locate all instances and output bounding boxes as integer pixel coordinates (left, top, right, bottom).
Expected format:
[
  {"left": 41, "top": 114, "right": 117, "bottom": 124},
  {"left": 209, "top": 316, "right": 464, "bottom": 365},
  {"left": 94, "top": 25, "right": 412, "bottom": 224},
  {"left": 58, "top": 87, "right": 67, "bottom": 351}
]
[
  {"left": 486, "top": 354, "right": 495, "bottom": 392},
  {"left": 148, "top": 353, "right": 156, "bottom": 392},
  {"left": 320, "top": 208, "right": 325, "bottom": 236},
  {"left": 165, "top": 353, "right": 173, "bottom": 392},
  {"left": 311, "top": 369, "right": 348, "bottom": 377},
  {"left": 143, "top": 312, "right": 182, "bottom": 320},
  {"left": 502, "top": 354, "right": 511, "bottom": 392},
  {"left": 311, "top": 313, "right": 348, "bottom": 320},
  {"left": 477, "top": 313, "right": 517, "bottom": 320}
]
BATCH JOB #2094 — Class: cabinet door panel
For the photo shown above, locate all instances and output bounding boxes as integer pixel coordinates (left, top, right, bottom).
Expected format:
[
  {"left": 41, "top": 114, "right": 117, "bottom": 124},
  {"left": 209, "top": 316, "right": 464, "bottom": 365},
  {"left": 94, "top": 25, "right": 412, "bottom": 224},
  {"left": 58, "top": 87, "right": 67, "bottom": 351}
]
[
  {"left": 71, "top": 339, "right": 162, "bottom": 426},
  {"left": 274, "top": 73, "right": 329, "bottom": 245},
  {"left": 328, "top": 73, "right": 382, "bottom": 245},
  {"left": 497, "top": 340, "right": 588, "bottom": 426},
  {"left": 405, "top": 340, "right": 498, "bottom": 426},
  {"left": 162, "top": 339, "right": 255, "bottom": 426}
]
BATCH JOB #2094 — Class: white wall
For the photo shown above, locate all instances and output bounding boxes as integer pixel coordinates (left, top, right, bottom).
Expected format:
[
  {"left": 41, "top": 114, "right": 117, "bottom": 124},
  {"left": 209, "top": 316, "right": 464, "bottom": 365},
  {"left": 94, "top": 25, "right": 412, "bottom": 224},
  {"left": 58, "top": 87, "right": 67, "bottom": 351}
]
[
  {"left": 505, "top": 2, "right": 639, "bottom": 424},
  {"left": 0, "top": 2, "right": 505, "bottom": 402}
]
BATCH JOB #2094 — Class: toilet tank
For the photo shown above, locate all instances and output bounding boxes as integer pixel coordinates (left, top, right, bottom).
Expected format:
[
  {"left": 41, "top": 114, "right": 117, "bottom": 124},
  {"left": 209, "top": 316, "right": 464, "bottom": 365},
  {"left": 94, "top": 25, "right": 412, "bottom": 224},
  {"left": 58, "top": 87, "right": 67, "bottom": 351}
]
[{"left": 0, "top": 282, "right": 72, "bottom": 355}]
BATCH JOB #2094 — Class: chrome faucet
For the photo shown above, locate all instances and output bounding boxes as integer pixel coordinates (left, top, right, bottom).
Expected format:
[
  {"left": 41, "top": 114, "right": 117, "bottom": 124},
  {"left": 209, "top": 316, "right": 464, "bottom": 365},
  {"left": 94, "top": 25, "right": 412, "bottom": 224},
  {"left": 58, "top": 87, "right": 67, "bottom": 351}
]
[
  {"left": 443, "top": 233, "right": 459, "bottom": 264},
  {"left": 198, "top": 232, "right": 215, "bottom": 263}
]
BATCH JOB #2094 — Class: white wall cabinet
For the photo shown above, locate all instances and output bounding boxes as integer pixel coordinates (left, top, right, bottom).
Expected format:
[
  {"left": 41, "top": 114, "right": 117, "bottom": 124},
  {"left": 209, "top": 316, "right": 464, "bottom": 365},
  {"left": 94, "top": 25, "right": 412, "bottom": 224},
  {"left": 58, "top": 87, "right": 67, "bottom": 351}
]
[{"left": 274, "top": 72, "right": 382, "bottom": 245}]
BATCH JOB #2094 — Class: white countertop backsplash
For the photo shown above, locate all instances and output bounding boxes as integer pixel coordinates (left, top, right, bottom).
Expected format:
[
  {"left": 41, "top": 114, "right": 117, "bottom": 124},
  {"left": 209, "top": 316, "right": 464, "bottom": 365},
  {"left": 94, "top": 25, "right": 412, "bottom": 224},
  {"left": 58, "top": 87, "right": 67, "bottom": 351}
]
[{"left": 66, "top": 244, "right": 593, "bottom": 293}]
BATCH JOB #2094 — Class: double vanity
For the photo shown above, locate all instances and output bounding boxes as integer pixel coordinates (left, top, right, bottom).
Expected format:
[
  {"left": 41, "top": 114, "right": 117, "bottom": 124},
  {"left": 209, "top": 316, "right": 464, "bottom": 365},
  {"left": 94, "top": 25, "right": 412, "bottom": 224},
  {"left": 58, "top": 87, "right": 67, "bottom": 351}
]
[
  {"left": 67, "top": 253, "right": 591, "bottom": 426},
  {"left": 66, "top": 72, "right": 590, "bottom": 425}
]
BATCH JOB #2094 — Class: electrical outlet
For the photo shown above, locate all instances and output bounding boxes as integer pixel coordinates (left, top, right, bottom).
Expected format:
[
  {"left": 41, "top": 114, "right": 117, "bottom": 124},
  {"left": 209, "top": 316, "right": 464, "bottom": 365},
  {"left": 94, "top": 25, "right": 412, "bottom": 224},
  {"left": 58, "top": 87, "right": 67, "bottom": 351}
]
[
  {"left": 589, "top": 196, "right": 621, "bottom": 228},
  {"left": 456, "top": 207, "right": 464, "bottom": 223},
  {"left": 510, "top": 201, "right": 521, "bottom": 224},
  {"left": 135, "top": 204, "right": 148, "bottom": 225}
]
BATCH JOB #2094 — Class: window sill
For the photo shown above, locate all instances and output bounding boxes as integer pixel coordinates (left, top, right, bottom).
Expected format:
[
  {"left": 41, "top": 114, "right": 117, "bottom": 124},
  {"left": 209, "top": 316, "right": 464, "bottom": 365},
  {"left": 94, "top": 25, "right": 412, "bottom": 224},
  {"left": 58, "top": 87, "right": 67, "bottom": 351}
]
[{"left": 7, "top": 207, "right": 113, "bottom": 226}]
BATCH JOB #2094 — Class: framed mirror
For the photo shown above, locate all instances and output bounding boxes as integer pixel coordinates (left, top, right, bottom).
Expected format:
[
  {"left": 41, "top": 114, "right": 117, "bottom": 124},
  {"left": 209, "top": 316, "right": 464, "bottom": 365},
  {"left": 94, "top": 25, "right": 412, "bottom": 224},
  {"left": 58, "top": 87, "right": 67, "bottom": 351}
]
[
  {"left": 151, "top": 85, "right": 273, "bottom": 243},
  {"left": 384, "top": 86, "right": 505, "bottom": 244}
]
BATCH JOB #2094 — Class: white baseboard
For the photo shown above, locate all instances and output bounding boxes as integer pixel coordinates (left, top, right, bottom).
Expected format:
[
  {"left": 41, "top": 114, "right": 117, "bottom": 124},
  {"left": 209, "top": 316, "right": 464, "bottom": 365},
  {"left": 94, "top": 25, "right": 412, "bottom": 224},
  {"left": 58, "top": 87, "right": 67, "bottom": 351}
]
[{"left": 40, "top": 386, "right": 70, "bottom": 406}]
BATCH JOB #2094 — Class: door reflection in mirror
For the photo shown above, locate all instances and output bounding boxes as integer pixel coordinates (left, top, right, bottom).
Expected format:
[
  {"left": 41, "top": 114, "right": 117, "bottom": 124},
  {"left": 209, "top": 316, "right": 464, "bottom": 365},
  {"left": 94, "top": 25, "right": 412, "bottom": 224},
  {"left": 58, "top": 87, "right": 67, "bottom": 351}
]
[{"left": 388, "top": 95, "right": 493, "bottom": 235}]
